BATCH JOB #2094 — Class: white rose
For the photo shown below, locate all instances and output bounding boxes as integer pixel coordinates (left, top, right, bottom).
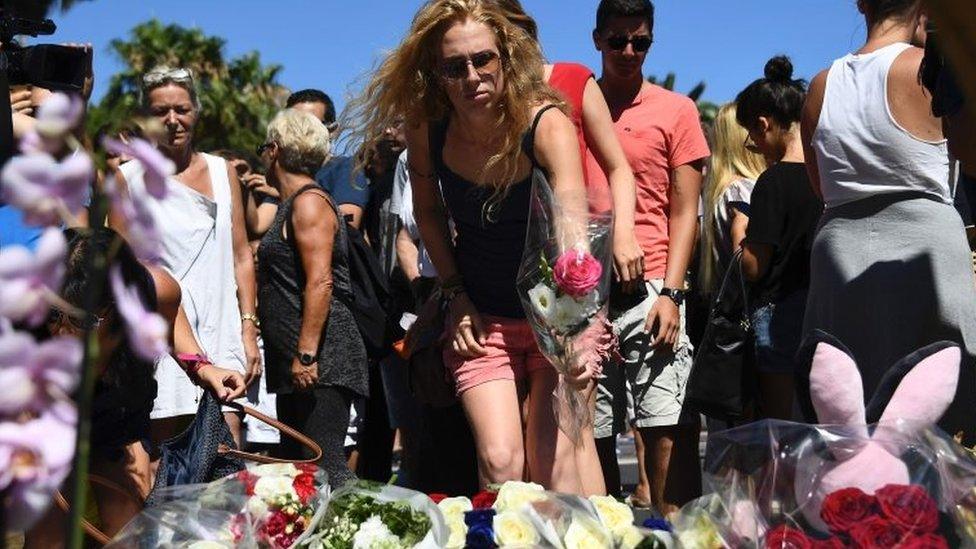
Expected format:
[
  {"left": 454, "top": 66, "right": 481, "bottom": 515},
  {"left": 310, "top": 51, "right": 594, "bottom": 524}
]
[
  {"left": 493, "top": 510, "right": 539, "bottom": 547},
  {"left": 494, "top": 481, "right": 546, "bottom": 513},
  {"left": 588, "top": 495, "right": 635, "bottom": 538},
  {"left": 445, "top": 515, "right": 467, "bottom": 549},
  {"left": 563, "top": 518, "right": 613, "bottom": 549},
  {"left": 528, "top": 283, "right": 557, "bottom": 320},
  {"left": 618, "top": 526, "right": 648, "bottom": 549},
  {"left": 253, "top": 475, "right": 298, "bottom": 501},
  {"left": 250, "top": 463, "right": 299, "bottom": 477},
  {"left": 438, "top": 496, "right": 473, "bottom": 522},
  {"left": 676, "top": 514, "right": 723, "bottom": 549}
]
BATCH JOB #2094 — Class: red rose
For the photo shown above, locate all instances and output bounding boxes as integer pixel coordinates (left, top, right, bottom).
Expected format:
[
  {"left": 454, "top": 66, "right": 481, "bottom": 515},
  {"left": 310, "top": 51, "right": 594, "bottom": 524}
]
[
  {"left": 764, "top": 525, "right": 813, "bottom": 549},
  {"left": 428, "top": 493, "right": 448, "bottom": 504},
  {"left": 849, "top": 516, "right": 907, "bottom": 548},
  {"left": 875, "top": 484, "right": 939, "bottom": 534},
  {"left": 898, "top": 533, "right": 950, "bottom": 549},
  {"left": 471, "top": 490, "right": 497, "bottom": 509},
  {"left": 237, "top": 470, "right": 258, "bottom": 496},
  {"left": 809, "top": 537, "right": 845, "bottom": 549},
  {"left": 293, "top": 472, "right": 317, "bottom": 505},
  {"left": 821, "top": 487, "right": 878, "bottom": 534}
]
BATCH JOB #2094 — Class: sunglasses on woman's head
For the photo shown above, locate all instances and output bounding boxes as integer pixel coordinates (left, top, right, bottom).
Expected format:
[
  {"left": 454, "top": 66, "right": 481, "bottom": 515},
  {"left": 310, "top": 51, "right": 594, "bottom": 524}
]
[
  {"left": 48, "top": 309, "right": 104, "bottom": 332},
  {"left": 143, "top": 67, "right": 194, "bottom": 86},
  {"left": 605, "top": 35, "right": 652, "bottom": 52},
  {"left": 438, "top": 51, "right": 501, "bottom": 80}
]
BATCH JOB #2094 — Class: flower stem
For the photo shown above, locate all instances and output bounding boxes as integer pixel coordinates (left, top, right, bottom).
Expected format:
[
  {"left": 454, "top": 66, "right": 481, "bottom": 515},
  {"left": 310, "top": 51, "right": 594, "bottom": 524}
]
[{"left": 66, "top": 192, "right": 110, "bottom": 549}]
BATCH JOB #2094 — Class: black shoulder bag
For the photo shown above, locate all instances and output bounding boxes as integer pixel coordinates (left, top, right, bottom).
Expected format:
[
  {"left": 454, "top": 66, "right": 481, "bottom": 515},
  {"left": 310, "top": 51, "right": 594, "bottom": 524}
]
[{"left": 685, "top": 249, "right": 756, "bottom": 421}]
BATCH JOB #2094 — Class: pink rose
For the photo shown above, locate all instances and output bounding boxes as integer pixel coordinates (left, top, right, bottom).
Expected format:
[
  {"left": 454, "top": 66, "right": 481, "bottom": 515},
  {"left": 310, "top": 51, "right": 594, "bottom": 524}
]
[{"left": 553, "top": 249, "right": 602, "bottom": 298}]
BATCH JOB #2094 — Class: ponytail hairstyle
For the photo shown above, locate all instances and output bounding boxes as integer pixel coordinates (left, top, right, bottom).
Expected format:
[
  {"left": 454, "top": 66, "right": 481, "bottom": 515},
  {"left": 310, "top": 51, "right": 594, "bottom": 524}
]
[{"left": 735, "top": 55, "right": 807, "bottom": 132}]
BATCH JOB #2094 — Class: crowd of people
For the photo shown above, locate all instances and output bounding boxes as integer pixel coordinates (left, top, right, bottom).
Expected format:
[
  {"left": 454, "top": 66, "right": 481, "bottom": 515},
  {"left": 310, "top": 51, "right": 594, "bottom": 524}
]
[{"left": 2, "top": 0, "right": 974, "bottom": 544}]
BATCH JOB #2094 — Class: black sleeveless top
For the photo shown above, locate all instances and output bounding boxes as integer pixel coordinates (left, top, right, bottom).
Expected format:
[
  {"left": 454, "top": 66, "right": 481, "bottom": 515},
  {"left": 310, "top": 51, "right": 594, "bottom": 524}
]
[
  {"left": 257, "top": 185, "right": 368, "bottom": 396},
  {"left": 429, "top": 106, "right": 557, "bottom": 319}
]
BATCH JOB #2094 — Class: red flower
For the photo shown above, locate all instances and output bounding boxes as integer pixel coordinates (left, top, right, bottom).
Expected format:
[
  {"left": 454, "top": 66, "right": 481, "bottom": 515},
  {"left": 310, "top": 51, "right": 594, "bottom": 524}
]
[
  {"left": 471, "top": 490, "right": 497, "bottom": 509},
  {"left": 263, "top": 509, "right": 289, "bottom": 538},
  {"left": 875, "top": 484, "right": 939, "bottom": 534},
  {"left": 809, "top": 538, "right": 845, "bottom": 549},
  {"left": 764, "top": 525, "right": 813, "bottom": 549},
  {"left": 849, "top": 516, "right": 907, "bottom": 548},
  {"left": 821, "top": 487, "right": 878, "bottom": 534},
  {"left": 297, "top": 463, "right": 318, "bottom": 475},
  {"left": 428, "top": 493, "right": 448, "bottom": 504},
  {"left": 237, "top": 470, "right": 258, "bottom": 496},
  {"left": 899, "top": 533, "right": 950, "bottom": 549},
  {"left": 293, "top": 472, "right": 317, "bottom": 505}
]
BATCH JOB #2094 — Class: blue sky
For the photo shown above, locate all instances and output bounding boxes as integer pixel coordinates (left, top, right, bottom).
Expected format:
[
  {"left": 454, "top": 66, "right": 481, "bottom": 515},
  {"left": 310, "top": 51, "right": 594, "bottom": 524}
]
[{"left": 46, "top": 0, "right": 869, "bottom": 112}]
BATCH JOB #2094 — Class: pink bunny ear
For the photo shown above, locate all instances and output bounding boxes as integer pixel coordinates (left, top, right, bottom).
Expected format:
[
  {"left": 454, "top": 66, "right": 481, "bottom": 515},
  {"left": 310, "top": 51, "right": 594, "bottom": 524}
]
[
  {"left": 878, "top": 346, "right": 960, "bottom": 426},
  {"left": 809, "top": 342, "right": 868, "bottom": 436}
]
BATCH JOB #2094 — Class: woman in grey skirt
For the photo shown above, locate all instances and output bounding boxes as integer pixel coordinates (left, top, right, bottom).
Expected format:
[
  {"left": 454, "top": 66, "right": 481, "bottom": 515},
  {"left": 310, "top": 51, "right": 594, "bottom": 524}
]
[{"left": 800, "top": 0, "right": 975, "bottom": 443}]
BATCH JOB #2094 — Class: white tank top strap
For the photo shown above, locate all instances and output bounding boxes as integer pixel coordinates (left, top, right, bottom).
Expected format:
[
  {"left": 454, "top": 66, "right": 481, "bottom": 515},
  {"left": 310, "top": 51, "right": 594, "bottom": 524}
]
[
  {"left": 201, "top": 152, "right": 231, "bottom": 208},
  {"left": 814, "top": 42, "right": 950, "bottom": 208}
]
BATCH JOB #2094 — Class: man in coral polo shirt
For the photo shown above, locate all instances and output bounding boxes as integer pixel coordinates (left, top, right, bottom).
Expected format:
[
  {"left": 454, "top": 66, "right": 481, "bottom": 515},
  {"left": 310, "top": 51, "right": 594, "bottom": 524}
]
[{"left": 589, "top": 0, "right": 709, "bottom": 514}]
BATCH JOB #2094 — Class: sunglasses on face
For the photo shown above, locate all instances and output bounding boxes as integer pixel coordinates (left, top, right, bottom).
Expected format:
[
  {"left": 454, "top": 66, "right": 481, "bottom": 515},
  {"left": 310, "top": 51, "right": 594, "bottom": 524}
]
[
  {"left": 256, "top": 142, "right": 273, "bottom": 157},
  {"left": 48, "top": 309, "right": 105, "bottom": 332},
  {"left": 605, "top": 34, "right": 652, "bottom": 52},
  {"left": 438, "top": 51, "right": 501, "bottom": 80}
]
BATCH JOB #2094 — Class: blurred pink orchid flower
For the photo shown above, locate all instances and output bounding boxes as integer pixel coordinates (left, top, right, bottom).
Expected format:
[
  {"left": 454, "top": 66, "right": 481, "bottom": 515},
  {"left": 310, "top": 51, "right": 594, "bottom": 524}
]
[
  {"left": 34, "top": 93, "right": 84, "bottom": 139},
  {"left": 102, "top": 137, "right": 174, "bottom": 199},
  {"left": 0, "top": 404, "right": 77, "bottom": 530},
  {"left": 104, "top": 178, "right": 162, "bottom": 263},
  {"left": 0, "top": 151, "right": 92, "bottom": 226},
  {"left": 0, "top": 229, "right": 67, "bottom": 326},
  {"left": 110, "top": 265, "right": 169, "bottom": 361},
  {"left": 0, "top": 329, "right": 81, "bottom": 415}
]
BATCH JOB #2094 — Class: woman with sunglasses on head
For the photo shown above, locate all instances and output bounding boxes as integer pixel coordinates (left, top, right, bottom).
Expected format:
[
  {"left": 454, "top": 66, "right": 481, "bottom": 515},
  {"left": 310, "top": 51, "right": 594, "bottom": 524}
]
[
  {"left": 801, "top": 0, "right": 976, "bottom": 443},
  {"left": 350, "top": 0, "right": 592, "bottom": 493},
  {"left": 735, "top": 56, "right": 823, "bottom": 420},
  {"left": 256, "top": 109, "right": 368, "bottom": 487},
  {"left": 110, "top": 66, "right": 261, "bottom": 448},
  {"left": 26, "top": 228, "right": 246, "bottom": 548}
]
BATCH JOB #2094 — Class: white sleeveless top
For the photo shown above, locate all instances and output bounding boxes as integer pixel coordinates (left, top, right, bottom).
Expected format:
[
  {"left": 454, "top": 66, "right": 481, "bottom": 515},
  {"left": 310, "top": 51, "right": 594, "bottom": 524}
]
[
  {"left": 813, "top": 42, "right": 951, "bottom": 209},
  {"left": 121, "top": 153, "right": 247, "bottom": 419}
]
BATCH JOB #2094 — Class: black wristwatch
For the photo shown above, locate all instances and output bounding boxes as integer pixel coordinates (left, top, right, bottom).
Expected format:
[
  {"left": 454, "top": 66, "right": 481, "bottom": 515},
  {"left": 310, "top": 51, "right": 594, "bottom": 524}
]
[
  {"left": 659, "top": 287, "right": 686, "bottom": 306},
  {"left": 297, "top": 351, "right": 316, "bottom": 366}
]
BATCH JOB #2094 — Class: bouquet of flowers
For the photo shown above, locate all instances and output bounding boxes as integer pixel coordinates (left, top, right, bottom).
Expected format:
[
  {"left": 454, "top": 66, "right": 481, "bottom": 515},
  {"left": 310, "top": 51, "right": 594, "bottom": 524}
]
[
  {"left": 297, "top": 481, "right": 449, "bottom": 548},
  {"left": 516, "top": 176, "right": 613, "bottom": 442},
  {"left": 432, "top": 481, "right": 671, "bottom": 548},
  {"left": 107, "top": 463, "right": 329, "bottom": 548}
]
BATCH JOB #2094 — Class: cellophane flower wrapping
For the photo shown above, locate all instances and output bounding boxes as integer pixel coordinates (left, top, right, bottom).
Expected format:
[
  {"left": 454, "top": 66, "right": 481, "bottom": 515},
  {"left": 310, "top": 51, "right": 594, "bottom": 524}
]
[
  {"left": 672, "top": 420, "right": 976, "bottom": 548},
  {"left": 516, "top": 176, "right": 613, "bottom": 444},
  {"left": 297, "top": 480, "right": 450, "bottom": 548},
  {"left": 482, "top": 482, "right": 670, "bottom": 548},
  {"left": 107, "top": 463, "right": 329, "bottom": 548}
]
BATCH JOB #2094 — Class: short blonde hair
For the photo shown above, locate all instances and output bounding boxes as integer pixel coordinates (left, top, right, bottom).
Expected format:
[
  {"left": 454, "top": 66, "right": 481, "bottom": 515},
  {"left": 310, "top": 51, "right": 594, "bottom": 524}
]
[
  {"left": 141, "top": 65, "right": 201, "bottom": 111},
  {"left": 267, "top": 109, "right": 332, "bottom": 176}
]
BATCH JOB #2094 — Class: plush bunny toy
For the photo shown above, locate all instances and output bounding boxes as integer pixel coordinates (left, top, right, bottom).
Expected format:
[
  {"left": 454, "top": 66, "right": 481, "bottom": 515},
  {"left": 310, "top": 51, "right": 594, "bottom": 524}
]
[{"left": 794, "top": 331, "right": 961, "bottom": 532}]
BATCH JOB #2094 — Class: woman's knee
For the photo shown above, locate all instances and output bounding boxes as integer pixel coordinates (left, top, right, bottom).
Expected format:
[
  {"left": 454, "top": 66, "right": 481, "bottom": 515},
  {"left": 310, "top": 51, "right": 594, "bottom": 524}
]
[{"left": 479, "top": 443, "right": 524, "bottom": 481}]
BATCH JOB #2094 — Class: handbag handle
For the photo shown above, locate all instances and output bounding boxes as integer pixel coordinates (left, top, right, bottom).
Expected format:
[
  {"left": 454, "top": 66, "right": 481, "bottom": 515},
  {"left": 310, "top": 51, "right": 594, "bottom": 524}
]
[
  {"left": 713, "top": 248, "right": 751, "bottom": 321},
  {"left": 216, "top": 401, "right": 323, "bottom": 464},
  {"left": 55, "top": 474, "right": 143, "bottom": 546}
]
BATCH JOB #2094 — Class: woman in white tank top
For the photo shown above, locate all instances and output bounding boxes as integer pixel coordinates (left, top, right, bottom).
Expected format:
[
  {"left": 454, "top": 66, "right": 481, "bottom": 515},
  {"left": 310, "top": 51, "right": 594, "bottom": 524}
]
[
  {"left": 112, "top": 66, "right": 262, "bottom": 446},
  {"left": 800, "top": 0, "right": 976, "bottom": 444}
]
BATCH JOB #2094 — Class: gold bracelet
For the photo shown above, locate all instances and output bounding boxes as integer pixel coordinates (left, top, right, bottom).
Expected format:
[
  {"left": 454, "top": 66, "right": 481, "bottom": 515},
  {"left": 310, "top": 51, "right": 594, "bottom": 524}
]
[{"left": 241, "top": 313, "right": 260, "bottom": 328}]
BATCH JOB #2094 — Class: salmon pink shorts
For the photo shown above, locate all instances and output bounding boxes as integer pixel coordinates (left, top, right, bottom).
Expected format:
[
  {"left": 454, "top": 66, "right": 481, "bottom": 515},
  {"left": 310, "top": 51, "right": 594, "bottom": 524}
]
[{"left": 443, "top": 316, "right": 551, "bottom": 395}]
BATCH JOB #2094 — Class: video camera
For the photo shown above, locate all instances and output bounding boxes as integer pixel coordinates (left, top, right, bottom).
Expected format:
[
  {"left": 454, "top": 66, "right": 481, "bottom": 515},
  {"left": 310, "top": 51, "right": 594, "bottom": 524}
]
[{"left": 0, "top": 9, "right": 91, "bottom": 93}]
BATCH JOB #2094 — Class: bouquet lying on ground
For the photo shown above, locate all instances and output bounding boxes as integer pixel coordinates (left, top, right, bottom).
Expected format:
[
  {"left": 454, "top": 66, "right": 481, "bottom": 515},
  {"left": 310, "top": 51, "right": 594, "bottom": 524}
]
[
  {"left": 297, "top": 481, "right": 449, "bottom": 548},
  {"left": 432, "top": 480, "right": 672, "bottom": 548},
  {"left": 673, "top": 334, "right": 976, "bottom": 548},
  {"left": 107, "top": 463, "right": 329, "bottom": 548},
  {"left": 516, "top": 176, "right": 613, "bottom": 443}
]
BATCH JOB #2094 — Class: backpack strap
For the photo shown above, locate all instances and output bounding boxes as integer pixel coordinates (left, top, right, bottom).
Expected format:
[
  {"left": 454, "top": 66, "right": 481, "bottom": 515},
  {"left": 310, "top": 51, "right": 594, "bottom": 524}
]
[{"left": 521, "top": 104, "right": 561, "bottom": 168}]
